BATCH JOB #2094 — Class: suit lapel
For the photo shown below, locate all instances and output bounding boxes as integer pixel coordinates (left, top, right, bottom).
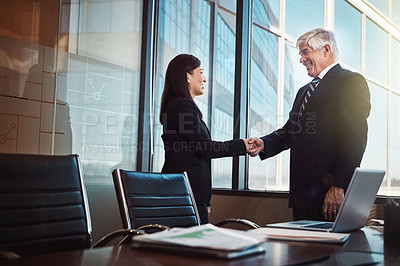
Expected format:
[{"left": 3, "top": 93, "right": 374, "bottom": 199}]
[{"left": 298, "top": 64, "right": 342, "bottom": 124}]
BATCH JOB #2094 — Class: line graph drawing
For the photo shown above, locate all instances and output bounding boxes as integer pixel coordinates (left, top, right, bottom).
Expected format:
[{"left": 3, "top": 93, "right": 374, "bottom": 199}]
[
  {"left": 0, "top": 123, "right": 16, "bottom": 144},
  {"left": 83, "top": 78, "right": 107, "bottom": 101}
]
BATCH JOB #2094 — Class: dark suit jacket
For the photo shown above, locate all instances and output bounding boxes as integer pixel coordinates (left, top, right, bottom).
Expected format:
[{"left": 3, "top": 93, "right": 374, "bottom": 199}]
[
  {"left": 161, "top": 97, "right": 246, "bottom": 207},
  {"left": 260, "top": 64, "right": 371, "bottom": 210}
]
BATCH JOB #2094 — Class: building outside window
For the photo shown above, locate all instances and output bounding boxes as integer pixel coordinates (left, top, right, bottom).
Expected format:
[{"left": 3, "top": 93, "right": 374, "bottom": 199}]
[{"left": 152, "top": 0, "right": 400, "bottom": 196}]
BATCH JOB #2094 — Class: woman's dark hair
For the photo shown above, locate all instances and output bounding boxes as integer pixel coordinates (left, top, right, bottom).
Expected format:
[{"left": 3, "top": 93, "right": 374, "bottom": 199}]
[{"left": 159, "top": 54, "right": 202, "bottom": 124}]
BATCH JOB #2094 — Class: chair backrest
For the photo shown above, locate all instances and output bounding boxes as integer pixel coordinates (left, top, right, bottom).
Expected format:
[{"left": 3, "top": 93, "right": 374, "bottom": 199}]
[
  {"left": 0, "top": 153, "right": 92, "bottom": 257},
  {"left": 112, "top": 170, "right": 201, "bottom": 229}
]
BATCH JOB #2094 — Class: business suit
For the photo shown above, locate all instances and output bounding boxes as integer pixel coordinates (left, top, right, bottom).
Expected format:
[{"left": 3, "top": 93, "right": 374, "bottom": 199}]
[
  {"left": 161, "top": 97, "right": 246, "bottom": 224},
  {"left": 259, "top": 64, "right": 371, "bottom": 216}
]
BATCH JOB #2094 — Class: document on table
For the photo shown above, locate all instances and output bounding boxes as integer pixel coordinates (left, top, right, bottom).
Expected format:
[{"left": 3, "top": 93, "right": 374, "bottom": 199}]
[
  {"left": 133, "top": 223, "right": 265, "bottom": 250},
  {"left": 250, "top": 227, "right": 350, "bottom": 244},
  {"left": 131, "top": 224, "right": 266, "bottom": 259}
]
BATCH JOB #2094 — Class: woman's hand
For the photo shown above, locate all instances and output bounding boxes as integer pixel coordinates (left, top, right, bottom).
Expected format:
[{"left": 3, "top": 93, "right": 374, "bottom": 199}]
[{"left": 244, "top": 137, "right": 264, "bottom": 157}]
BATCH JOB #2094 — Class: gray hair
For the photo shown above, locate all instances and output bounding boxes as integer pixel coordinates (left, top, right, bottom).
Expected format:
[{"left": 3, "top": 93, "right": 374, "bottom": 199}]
[{"left": 296, "top": 28, "right": 339, "bottom": 61}]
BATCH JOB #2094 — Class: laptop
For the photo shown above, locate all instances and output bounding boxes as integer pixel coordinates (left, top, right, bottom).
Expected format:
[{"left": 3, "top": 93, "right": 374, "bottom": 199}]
[{"left": 266, "top": 168, "right": 385, "bottom": 233}]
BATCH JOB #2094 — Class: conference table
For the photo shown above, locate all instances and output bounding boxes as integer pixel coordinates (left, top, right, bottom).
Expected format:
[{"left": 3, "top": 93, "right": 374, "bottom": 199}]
[{"left": 5, "top": 227, "right": 400, "bottom": 266}]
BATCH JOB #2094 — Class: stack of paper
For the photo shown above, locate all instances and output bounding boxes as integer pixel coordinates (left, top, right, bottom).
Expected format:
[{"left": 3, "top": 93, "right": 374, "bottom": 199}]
[
  {"left": 250, "top": 227, "right": 350, "bottom": 244},
  {"left": 132, "top": 223, "right": 266, "bottom": 259}
]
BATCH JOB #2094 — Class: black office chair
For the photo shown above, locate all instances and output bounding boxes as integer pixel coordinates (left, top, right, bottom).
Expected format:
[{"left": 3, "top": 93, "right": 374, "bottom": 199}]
[
  {"left": 110, "top": 169, "right": 261, "bottom": 235},
  {"left": 113, "top": 170, "right": 200, "bottom": 231},
  {"left": 0, "top": 153, "right": 141, "bottom": 259}
]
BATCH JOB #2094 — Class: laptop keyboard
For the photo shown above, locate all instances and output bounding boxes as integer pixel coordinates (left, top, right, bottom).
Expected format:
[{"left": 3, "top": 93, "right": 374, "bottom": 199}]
[{"left": 303, "top": 222, "right": 334, "bottom": 230}]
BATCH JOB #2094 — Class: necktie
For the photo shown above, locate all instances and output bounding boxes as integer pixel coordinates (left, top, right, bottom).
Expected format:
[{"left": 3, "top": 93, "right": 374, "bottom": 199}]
[{"left": 298, "top": 77, "right": 321, "bottom": 118}]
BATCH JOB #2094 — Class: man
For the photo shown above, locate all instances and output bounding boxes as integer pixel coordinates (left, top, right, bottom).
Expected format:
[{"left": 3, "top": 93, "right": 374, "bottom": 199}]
[{"left": 250, "top": 28, "right": 371, "bottom": 221}]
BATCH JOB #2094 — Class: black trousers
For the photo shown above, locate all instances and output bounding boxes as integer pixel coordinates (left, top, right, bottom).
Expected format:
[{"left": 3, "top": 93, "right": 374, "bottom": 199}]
[{"left": 197, "top": 202, "right": 209, "bottom": 224}]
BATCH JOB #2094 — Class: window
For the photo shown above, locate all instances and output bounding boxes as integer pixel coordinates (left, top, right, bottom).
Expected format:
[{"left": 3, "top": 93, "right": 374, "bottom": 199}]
[
  {"left": 57, "top": 0, "right": 142, "bottom": 183},
  {"left": 152, "top": 0, "right": 211, "bottom": 172},
  {"left": 153, "top": 1, "right": 238, "bottom": 188},
  {"left": 211, "top": 7, "right": 236, "bottom": 188},
  {"left": 362, "top": 82, "right": 388, "bottom": 173},
  {"left": 285, "top": 0, "right": 324, "bottom": 39},
  {"left": 149, "top": 0, "right": 400, "bottom": 196},
  {"left": 393, "top": 0, "right": 400, "bottom": 28},
  {"left": 334, "top": 0, "right": 362, "bottom": 70},
  {"left": 248, "top": 26, "right": 279, "bottom": 190},
  {"left": 252, "top": 0, "right": 280, "bottom": 30},
  {"left": 368, "top": 0, "right": 388, "bottom": 16},
  {"left": 219, "top": 0, "right": 236, "bottom": 13},
  {"left": 390, "top": 93, "right": 400, "bottom": 193},
  {"left": 365, "top": 18, "right": 388, "bottom": 85},
  {"left": 392, "top": 38, "right": 400, "bottom": 93}
]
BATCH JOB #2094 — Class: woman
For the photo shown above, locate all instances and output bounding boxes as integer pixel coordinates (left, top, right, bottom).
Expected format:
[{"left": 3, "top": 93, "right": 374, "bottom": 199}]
[{"left": 159, "top": 54, "right": 256, "bottom": 224}]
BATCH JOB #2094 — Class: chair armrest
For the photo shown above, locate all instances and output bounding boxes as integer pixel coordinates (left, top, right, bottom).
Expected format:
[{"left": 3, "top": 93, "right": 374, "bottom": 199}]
[
  {"left": 137, "top": 224, "right": 171, "bottom": 233},
  {"left": 91, "top": 229, "right": 144, "bottom": 248},
  {"left": 215, "top": 218, "right": 261, "bottom": 229}
]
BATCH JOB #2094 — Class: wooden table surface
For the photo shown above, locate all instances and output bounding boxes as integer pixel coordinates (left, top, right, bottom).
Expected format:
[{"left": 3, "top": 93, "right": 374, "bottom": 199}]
[{"left": 4, "top": 227, "right": 400, "bottom": 266}]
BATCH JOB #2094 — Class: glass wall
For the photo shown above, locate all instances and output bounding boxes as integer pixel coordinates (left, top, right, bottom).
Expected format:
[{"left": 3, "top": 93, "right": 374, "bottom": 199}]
[
  {"left": 152, "top": 0, "right": 238, "bottom": 189},
  {"left": 152, "top": 0, "right": 212, "bottom": 173},
  {"left": 389, "top": 37, "right": 400, "bottom": 193},
  {"left": 0, "top": 0, "right": 143, "bottom": 241},
  {"left": 247, "top": 0, "right": 399, "bottom": 194},
  {"left": 62, "top": 0, "right": 142, "bottom": 183},
  {"left": 252, "top": 0, "right": 279, "bottom": 29},
  {"left": 211, "top": 7, "right": 236, "bottom": 188},
  {"left": 362, "top": 82, "right": 388, "bottom": 171},
  {"left": 334, "top": 0, "right": 362, "bottom": 71},
  {"left": 0, "top": 0, "right": 61, "bottom": 155},
  {"left": 392, "top": 38, "right": 400, "bottom": 93},
  {"left": 0, "top": 0, "right": 142, "bottom": 183},
  {"left": 369, "top": 0, "right": 388, "bottom": 16},
  {"left": 285, "top": 0, "right": 324, "bottom": 39},
  {"left": 248, "top": 0, "right": 280, "bottom": 189},
  {"left": 390, "top": 93, "right": 400, "bottom": 189},
  {"left": 365, "top": 18, "right": 388, "bottom": 85},
  {"left": 393, "top": 0, "right": 400, "bottom": 27}
]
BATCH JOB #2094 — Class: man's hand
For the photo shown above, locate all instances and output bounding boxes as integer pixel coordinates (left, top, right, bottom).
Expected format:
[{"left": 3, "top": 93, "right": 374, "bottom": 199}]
[
  {"left": 247, "top": 137, "right": 264, "bottom": 157},
  {"left": 322, "top": 186, "right": 344, "bottom": 221}
]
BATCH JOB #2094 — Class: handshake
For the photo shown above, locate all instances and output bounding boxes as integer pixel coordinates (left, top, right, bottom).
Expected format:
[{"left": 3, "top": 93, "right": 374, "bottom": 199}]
[{"left": 243, "top": 137, "right": 264, "bottom": 157}]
